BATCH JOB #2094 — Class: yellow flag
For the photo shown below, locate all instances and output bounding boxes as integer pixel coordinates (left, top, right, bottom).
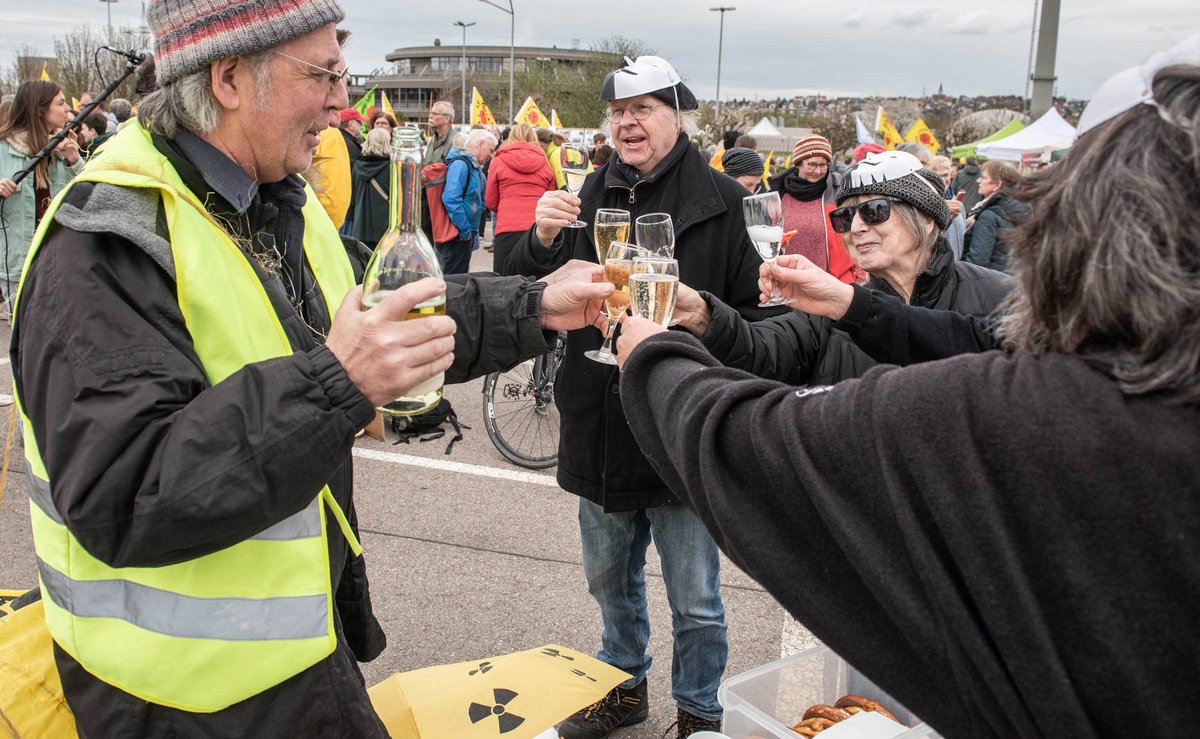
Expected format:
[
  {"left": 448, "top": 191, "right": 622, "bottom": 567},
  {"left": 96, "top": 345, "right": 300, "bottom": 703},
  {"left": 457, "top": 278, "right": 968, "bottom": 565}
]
[
  {"left": 904, "top": 117, "right": 941, "bottom": 154},
  {"left": 875, "top": 106, "right": 904, "bottom": 150},
  {"left": 763, "top": 150, "right": 773, "bottom": 182},
  {"left": 514, "top": 97, "right": 548, "bottom": 128},
  {"left": 39, "top": 62, "right": 50, "bottom": 82},
  {"left": 550, "top": 109, "right": 564, "bottom": 131},
  {"left": 381, "top": 93, "right": 395, "bottom": 120},
  {"left": 71, "top": 97, "right": 81, "bottom": 111},
  {"left": 471, "top": 87, "right": 497, "bottom": 125}
]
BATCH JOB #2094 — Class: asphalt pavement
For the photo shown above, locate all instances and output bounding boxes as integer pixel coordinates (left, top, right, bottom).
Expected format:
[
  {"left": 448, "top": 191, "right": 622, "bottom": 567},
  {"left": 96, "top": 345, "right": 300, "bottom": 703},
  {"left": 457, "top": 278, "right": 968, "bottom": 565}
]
[{"left": 0, "top": 241, "right": 817, "bottom": 738}]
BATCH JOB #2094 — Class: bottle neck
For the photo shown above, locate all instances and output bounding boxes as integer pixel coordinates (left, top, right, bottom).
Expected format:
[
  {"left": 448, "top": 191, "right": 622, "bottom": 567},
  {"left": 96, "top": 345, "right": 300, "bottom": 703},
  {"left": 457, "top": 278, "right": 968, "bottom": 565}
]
[{"left": 388, "top": 147, "right": 422, "bottom": 232}]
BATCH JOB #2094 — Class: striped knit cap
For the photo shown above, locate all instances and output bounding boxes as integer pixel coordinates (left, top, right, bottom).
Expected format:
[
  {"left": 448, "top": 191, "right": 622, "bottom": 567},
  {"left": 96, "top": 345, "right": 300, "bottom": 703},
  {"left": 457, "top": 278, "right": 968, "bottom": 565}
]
[
  {"left": 149, "top": 0, "right": 346, "bottom": 85},
  {"left": 792, "top": 134, "right": 832, "bottom": 164}
]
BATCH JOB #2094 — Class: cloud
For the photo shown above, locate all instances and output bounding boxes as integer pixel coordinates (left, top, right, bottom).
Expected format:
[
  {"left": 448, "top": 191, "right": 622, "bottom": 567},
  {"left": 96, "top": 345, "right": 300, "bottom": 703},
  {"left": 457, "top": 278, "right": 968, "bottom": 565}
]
[
  {"left": 946, "top": 10, "right": 1001, "bottom": 35},
  {"left": 892, "top": 8, "right": 929, "bottom": 29},
  {"left": 841, "top": 13, "right": 865, "bottom": 29}
]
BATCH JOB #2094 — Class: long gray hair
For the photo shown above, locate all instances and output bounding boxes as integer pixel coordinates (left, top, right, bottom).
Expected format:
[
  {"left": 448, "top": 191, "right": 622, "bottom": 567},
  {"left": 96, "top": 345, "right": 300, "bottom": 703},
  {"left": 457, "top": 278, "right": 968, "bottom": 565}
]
[
  {"left": 997, "top": 64, "right": 1200, "bottom": 404},
  {"left": 137, "top": 52, "right": 273, "bottom": 137}
]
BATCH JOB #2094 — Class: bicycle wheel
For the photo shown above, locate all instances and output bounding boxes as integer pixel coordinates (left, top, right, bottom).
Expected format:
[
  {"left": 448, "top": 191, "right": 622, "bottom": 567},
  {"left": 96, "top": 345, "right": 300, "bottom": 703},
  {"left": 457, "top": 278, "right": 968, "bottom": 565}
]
[{"left": 482, "top": 353, "right": 560, "bottom": 469}]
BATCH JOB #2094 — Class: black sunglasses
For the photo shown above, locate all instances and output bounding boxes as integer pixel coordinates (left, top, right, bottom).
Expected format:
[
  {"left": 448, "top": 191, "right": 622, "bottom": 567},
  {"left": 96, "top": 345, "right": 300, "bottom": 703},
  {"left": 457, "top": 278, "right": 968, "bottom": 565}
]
[{"left": 829, "top": 197, "right": 900, "bottom": 233}]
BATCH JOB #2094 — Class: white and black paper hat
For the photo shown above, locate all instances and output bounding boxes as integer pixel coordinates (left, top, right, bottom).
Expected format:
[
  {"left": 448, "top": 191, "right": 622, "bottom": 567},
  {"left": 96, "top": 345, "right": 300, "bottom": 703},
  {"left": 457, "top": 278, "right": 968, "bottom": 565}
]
[
  {"left": 600, "top": 56, "right": 698, "bottom": 110},
  {"left": 837, "top": 151, "right": 951, "bottom": 230},
  {"left": 1076, "top": 34, "right": 1200, "bottom": 138}
]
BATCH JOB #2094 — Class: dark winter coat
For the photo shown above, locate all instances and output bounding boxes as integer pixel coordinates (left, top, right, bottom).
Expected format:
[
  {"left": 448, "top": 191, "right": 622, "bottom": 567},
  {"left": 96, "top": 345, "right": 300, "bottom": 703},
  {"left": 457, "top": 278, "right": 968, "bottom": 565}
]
[
  {"left": 505, "top": 132, "right": 778, "bottom": 511},
  {"left": 485, "top": 140, "right": 555, "bottom": 236},
  {"left": 350, "top": 153, "right": 390, "bottom": 247},
  {"left": 963, "top": 190, "right": 1030, "bottom": 272},
  {"left": 621, "top": 332, "right": 1200, "bottom": 739},
  {"left": 698, "top": 240, "right": 1011, "bottom": 387},
  {"left": 951, "top": 163, "right": 982, "bottom": 211}
]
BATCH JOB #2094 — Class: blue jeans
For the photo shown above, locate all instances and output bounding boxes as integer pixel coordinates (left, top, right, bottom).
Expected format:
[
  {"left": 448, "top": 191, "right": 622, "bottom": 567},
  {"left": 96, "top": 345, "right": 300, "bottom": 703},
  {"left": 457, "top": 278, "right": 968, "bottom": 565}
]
[
  {"left": 436, "top": 235, "right": 475, "bottom": 275},
  {"left": 578, "top": 499, "right": 728, "bottom": 720}
]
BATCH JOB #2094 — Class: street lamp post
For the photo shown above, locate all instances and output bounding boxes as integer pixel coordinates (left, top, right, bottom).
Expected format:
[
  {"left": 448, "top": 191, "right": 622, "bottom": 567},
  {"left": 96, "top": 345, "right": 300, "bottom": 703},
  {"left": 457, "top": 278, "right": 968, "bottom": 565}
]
[
  {"left": 100, "top": 0, "right": 119, "bottom": 40},
  {"left": 710, "top": 6, "right": 735, "bottom": 128},
  {"left": 453, "top": 21, "right": 476, "bottom": 126},
  {"left": 478, "top": 0, "right": 515, "bottom": 124}
]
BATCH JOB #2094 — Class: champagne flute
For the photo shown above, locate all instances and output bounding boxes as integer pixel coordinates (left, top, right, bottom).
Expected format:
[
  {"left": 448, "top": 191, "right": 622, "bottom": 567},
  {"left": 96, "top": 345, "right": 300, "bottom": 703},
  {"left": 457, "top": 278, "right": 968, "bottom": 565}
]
[
  {"left": 560, "top": 143, "right": 590, "bottom": 228},
  {"left": 593, "top": 208, "right": 631, "bottom": 264},
  {"left": 742, "top": 191, "right": 794, "bottom": 307},
  {"left": 635, "top": 212, "right": 675, "bottom": 258},
  {"left": 585, "top": 241, "right": 648, "bottom": 365},
  {"left": 630, "top": 256, "right": 679, "bottom": 328}
]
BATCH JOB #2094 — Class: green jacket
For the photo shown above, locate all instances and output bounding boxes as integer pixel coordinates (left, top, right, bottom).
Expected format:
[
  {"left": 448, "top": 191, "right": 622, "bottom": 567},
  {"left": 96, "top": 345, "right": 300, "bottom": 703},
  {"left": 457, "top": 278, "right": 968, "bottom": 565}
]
[{"left": 0, "top": 136, "right": 81, "bottom": 283}]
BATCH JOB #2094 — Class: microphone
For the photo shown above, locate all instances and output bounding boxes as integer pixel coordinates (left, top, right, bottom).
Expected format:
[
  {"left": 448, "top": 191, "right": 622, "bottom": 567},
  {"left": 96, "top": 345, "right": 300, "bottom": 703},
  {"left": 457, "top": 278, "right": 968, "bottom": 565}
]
[{"left": 101, "top": 46, "right": 148, "bottom": 64}]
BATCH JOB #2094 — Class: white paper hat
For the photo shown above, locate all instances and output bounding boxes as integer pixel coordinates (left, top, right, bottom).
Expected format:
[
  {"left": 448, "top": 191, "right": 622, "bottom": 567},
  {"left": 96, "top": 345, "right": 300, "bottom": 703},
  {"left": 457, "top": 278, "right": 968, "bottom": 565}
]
[
  {"left": 600, "top": 56, "right": 698, "bottom": 110},
  {"left": 1076, "top": 34, "right": 1200, "bottom": 138}
]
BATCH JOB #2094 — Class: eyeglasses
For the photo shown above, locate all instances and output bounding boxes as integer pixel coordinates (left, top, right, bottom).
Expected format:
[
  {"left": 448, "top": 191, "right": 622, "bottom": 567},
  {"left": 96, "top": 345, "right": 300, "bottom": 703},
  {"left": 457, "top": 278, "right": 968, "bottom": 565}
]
[
  {"left": 828, "top": 197, "right": 901, "bottom": 233},
  {"left": 272, "top": 50, "right": 349, "bottom": 92},
  {"left": 430, "top": 110, "right": 450, "bottom": 118},
  {"left": 605, "top": 103, "right": 662, "bottom": 123}
]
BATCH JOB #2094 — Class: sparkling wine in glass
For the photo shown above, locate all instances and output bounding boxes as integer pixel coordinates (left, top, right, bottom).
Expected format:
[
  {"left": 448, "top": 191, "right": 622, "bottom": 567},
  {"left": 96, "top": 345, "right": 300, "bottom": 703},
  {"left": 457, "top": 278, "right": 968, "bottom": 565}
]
[
  {"left": 593, "top": 208, "right": 631, "bottom": 265},
  {"left": 630, "top": 256, "right": 679, "bottom": 328},
  {"left": 742, "top": 191, "right": 794, "bottom": 307},
  {"left": 585, "top": 241, "right": 648, "bottom": 365},
  {"left": 635, "top": 212, "right": 675, "bottom": 257},
  {"left": 560, "top": 143, "right": 590, "bottom": 229}
]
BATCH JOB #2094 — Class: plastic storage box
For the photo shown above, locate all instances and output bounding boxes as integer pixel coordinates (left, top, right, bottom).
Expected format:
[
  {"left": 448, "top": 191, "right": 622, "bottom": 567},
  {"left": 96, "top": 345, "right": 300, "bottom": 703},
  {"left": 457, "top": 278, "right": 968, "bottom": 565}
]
[{"left": 719, "top": 645, "right": 941, "bottom": 738}]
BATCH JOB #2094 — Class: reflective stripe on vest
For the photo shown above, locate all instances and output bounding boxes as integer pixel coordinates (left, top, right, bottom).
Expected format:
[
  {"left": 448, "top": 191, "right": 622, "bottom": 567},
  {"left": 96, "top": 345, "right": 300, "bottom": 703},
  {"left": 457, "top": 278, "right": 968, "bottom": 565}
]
[{"left": 14, "top": 120, "right": 359, "bottom": 712}]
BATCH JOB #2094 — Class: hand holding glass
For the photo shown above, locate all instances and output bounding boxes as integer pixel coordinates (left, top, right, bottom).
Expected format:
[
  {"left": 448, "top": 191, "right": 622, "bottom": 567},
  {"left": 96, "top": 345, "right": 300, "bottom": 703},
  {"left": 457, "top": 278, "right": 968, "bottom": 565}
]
[
  {"left": 742, "top": 191, "right": 794, "bottom": 307},
  {"left": 585, "top": 241, "right": 648, "bottom": 364},
  {"left": 560, "top": 143, "right": 590, "bottom": 228}
]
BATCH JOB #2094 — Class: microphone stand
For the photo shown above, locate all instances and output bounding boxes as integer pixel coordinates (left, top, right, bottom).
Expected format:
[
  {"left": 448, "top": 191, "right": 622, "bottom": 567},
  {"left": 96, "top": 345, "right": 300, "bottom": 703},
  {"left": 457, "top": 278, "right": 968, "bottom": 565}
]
[{"left": 10, "top": 48, "right": 146, "bottom": 186}]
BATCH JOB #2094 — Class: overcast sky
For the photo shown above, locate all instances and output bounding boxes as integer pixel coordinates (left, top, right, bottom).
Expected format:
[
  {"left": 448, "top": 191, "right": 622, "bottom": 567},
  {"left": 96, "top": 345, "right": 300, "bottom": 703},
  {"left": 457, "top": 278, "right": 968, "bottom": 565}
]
[{"left": 2, "top": 1, "right": 1195, "bottom": 101}]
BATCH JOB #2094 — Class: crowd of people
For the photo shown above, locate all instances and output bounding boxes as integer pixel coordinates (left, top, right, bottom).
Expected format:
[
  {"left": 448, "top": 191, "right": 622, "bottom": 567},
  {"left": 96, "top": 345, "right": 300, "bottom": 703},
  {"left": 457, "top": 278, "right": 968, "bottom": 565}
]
[{"left": 0, "top": 1, "right": 1197, "bottom": 737}]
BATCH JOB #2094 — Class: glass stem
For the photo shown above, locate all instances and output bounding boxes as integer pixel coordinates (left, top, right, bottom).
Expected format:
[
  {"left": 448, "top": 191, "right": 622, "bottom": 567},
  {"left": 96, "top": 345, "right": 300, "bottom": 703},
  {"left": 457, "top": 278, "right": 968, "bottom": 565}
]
[{"left": 598, "top": 315, "right": 620, "bottom": 357}]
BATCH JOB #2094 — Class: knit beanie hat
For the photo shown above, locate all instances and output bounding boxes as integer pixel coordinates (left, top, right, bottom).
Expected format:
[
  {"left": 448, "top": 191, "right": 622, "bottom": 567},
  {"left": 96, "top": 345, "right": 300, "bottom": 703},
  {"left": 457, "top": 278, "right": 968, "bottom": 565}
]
[
  {"left": 792, "top": 134, "right": 832, "bottom": 164},
  {"left": 837, "top": 151, "right": 951, "bottom": 230},
  {"left": 721, "top": 147, "right": 764, "bottom": 178},
  {"left": 149, "top": 0, "right": 346, "bottom": 85}
]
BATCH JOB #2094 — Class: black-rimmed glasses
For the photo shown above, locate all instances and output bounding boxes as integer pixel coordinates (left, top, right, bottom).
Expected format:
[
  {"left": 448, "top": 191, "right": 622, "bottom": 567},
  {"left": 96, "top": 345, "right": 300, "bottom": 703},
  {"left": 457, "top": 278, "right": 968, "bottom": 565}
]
[
  {"left": 272, "top": 50, "right": 349, "bottom": 92},
  {"left": 829, "top": 197, "right": 901, "bottom": 233}
]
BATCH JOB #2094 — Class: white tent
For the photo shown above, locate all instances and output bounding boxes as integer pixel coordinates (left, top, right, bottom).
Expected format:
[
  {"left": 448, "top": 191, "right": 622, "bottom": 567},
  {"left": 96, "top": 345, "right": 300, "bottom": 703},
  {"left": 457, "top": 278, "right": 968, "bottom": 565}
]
[
  {"left": 976, "top": 108, "right": 1076, "bottom": 161},
  {"left": 746, "top": 117, "right": 782, "bottom": 138}
]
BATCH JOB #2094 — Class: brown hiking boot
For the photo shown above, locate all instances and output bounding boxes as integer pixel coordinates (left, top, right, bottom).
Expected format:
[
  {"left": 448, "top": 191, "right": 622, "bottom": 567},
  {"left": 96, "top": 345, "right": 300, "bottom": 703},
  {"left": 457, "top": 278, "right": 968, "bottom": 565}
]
[{"left": 557, "top": 679, "right": 649, "bottom": 738}]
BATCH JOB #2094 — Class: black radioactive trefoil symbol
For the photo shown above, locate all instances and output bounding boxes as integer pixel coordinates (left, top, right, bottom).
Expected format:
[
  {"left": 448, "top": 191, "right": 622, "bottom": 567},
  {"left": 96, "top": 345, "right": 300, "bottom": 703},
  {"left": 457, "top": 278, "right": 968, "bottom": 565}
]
[
  {"left": 469, "top": 661, "right": 494, "bottom": 676},
  {"left": 540, "top": 648, "right": 574, "bottom": 660},
  {"left": 468, "top": 688, "right": 526, "bottom": 734}
]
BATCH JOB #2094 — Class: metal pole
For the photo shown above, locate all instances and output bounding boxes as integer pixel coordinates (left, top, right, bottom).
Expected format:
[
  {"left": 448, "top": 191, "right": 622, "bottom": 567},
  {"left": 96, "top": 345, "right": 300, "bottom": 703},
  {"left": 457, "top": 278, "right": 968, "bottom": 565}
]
[
  {"left": 100, "top": 0, "right": 118, "bottom": 40},
  {"left": 478, "top": 0, "right": 516, "bottom": 124},
  {"left": 1029, "top": 0, "right": 1060, "bottom": 117},
  {"left": 710, "top": 7, "right": 735, "bottom": 128},
  {"left": 454, "top": 21, "right": 476, "bottom": 126}
]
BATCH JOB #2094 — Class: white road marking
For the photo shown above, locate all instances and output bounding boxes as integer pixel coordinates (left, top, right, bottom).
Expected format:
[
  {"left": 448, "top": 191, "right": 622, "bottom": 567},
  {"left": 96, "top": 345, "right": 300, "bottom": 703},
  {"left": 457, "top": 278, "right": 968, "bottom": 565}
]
[{"left": 352, "top": 446, "right": 559, "bottom": 487}]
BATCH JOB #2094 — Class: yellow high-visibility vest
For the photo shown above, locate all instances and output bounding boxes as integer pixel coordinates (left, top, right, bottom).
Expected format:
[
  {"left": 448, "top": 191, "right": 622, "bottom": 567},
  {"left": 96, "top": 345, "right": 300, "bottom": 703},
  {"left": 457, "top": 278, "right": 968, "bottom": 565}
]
[{"left": 13, "top": 121, "right": 361, "bottom": 713}]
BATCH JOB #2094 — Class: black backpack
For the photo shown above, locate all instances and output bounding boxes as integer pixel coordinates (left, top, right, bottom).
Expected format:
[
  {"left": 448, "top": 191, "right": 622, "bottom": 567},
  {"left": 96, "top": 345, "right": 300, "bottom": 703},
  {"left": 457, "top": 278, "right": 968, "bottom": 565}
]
[{"left": 387, "top": 398, "right": 468, "bottom": 454}]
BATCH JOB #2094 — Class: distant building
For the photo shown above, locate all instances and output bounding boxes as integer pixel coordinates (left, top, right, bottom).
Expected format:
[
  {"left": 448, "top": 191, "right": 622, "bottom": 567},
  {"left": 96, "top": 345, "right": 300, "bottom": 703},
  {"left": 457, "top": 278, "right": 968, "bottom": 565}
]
[{"left": 352, "top": 41, "right": 619, "bottom": 124}]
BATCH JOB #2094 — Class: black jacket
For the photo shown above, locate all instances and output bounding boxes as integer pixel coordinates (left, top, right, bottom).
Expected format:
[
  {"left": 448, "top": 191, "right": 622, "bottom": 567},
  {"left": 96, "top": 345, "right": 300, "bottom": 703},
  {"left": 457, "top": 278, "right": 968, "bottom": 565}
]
[
  {"left": 504, "top": 133, "right": 778, "bottom": 511},
  {"left": 963, "top": 191, "right": 1030, "bottom": 272},
  {"left": 951, "top": 163, "right": 982, "bottom": 211},
  {"left": 13, "top": 134, "right": 555, "bottom": 738},
  {"left": 621, "top": 333, "right": 1200, "bottom": 739},
  {"left": 351, "top": 153, "right": 390, "bottom": 247},
  {"left": 698, "top": 240, "right": 1011, "bottom": 386}
]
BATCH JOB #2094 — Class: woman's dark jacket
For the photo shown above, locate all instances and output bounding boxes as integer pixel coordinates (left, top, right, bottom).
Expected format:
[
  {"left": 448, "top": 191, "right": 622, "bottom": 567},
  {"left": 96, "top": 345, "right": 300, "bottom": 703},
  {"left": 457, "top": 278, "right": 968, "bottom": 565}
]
[
  {"left": 698, "top": 240, "right": 1012, "bottom": 386},
  {"left": 350, "top": 153, "right": 390, "bottom": 247},
  {"left": 963, "top": 190, "right": 1030, "bottom": 272},
  {"left": 505, "top": 133, "right": 777, "bottom": 512}
]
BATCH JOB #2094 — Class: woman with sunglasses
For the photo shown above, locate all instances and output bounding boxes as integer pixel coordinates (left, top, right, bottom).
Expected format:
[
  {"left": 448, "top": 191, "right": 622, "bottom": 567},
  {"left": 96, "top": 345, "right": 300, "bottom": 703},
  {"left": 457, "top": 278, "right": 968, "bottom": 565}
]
[{"left": 654, "top": 150, "right": 1010, "bottom": 389}]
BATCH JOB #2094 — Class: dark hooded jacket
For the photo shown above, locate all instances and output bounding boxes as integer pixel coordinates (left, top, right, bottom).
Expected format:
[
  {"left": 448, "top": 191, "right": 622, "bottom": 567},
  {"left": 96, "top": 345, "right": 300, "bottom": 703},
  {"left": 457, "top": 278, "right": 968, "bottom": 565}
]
[
  {"left": 504, "top": 132, "right": 779, "bottom": 511},
  {"left": 350, "top": 152, "right": 390, "bottom": 247},
  {"left": 951, "top": 162, "right": 982, "bottom": 211},
  {"left": 963, "top": 190, "right": 1031, "bottom": 272}
]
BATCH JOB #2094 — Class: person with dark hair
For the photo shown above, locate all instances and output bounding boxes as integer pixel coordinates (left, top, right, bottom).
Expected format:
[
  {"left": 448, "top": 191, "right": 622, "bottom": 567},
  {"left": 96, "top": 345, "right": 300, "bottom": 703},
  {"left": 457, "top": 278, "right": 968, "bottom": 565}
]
[
  {"left": 590, "top": 142, "right": 613, "bottom": 167},
  {"left": 508, "top": 55, "right": 774, "bottom": 739},
  {"left": 720, "top": 146, "right": 764, "bottom": 193},
  {"left": 615, "top": 37, "right": 1200, "bottom": 739},
  {"left": 368, "top": 110, "right": 396, "bottom": 133},
  {"left": 77, "top": 110, "right": 110, "bottom": 158},
  {"left": 769, "top": 133, "right": 861, "bottom": 283},
  {"left": 963, "top": 159, "right": 1028, "bottom": 271},
  {"left": 721, "top": 129, "right": 739, "bottom": 150},
  {"left": 951, "top": 154, "right": 983, "bottom": 210},
  {"left": 0, "top": 79, "right": 81, "bottom": 299}
]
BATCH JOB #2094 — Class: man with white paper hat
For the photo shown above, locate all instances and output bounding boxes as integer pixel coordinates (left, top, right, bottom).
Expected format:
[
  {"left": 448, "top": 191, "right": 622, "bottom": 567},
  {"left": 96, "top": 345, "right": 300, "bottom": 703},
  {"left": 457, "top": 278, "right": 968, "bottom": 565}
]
[{"left": 506, "top": 55, "right": 779, "bottom": 739}]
